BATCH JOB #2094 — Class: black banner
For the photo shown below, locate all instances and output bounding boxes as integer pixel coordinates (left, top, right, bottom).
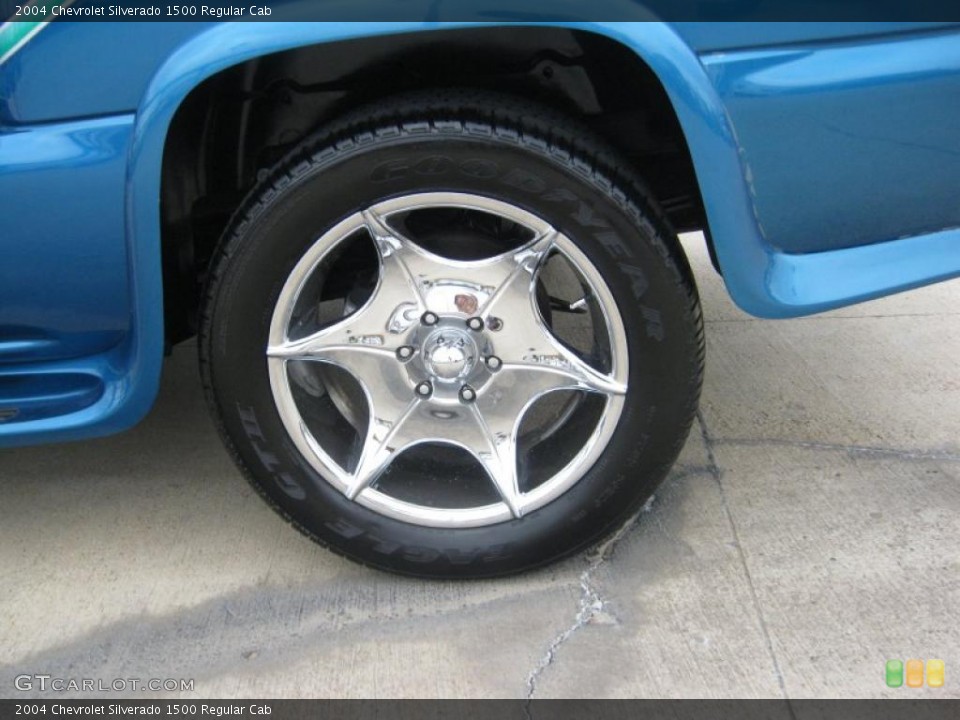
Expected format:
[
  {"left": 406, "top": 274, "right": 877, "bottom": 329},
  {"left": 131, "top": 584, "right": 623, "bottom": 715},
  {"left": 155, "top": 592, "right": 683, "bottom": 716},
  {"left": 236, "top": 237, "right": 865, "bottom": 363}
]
[
  {"left": 2, "top": 0, "right": 960, "bottom": 23},
  {"left": 2, "top": 701, "right": 960, "bottom": 720}
]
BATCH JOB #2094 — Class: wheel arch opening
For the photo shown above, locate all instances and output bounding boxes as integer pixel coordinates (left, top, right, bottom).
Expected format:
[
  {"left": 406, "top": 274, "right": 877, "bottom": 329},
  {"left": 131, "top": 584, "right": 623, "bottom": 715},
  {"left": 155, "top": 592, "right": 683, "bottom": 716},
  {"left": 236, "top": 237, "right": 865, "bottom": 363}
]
[{"left": 160, "top": 25, "right": 708, "bottom": 344}]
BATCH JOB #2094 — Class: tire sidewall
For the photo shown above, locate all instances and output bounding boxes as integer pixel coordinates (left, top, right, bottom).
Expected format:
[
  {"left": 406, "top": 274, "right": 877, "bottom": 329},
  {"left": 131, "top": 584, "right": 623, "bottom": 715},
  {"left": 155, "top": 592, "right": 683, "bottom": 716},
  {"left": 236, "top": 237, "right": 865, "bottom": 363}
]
[{"left": 206, "top": 130, "right": 698, "bottom": 577}]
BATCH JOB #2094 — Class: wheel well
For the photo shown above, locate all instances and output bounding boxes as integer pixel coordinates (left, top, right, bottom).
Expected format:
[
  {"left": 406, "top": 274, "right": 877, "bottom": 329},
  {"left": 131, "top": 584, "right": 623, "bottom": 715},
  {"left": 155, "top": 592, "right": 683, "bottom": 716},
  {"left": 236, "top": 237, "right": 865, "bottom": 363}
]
[{"left": 160, "top": 26, "right": 707, "bottom": 344}]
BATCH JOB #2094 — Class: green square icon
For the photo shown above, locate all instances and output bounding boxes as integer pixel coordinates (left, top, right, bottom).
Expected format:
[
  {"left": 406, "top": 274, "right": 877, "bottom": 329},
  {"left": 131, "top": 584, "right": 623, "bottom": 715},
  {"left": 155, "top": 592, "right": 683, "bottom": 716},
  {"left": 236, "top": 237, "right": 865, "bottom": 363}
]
[{"left": 886, "top": 659, "right": 904, "bottom": 687}]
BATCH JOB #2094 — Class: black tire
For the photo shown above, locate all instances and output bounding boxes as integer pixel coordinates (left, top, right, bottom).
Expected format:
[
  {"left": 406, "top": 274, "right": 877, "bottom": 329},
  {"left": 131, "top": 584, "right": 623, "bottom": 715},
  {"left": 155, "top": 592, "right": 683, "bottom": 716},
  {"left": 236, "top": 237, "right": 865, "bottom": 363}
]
[{"left": 200, "top": 90, "right": 704, "bottom": 578}]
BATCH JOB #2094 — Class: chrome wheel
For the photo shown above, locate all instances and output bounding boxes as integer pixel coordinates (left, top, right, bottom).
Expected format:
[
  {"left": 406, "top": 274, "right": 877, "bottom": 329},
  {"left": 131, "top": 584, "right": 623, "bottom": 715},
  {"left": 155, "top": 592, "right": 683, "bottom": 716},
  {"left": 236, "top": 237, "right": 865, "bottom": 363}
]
[
  {"left": 267, "top": 193, "right": 629, "bottom": 528},
  {"left": 205, "top": 94, "right": 705, "bottom": 576}
]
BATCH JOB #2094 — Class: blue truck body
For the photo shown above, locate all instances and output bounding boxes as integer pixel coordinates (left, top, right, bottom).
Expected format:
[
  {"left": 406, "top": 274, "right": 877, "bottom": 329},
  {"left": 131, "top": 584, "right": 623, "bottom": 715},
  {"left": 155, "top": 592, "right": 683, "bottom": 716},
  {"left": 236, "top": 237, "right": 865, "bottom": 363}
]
[{"left": 2, "top": 15, "right": 959, "bottom": 446}]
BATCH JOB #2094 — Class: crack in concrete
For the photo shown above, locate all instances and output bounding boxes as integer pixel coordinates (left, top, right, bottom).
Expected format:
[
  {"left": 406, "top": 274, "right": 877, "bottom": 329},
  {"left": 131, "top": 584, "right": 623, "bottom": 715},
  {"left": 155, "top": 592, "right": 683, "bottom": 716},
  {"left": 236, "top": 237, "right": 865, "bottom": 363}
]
[
  {"left": 523, "top": 495, "right": 654, "bottom": 708},
  {"left": 697, "top": 412, "right": 797, "bottom": 716},
  {"left": 713, "top": 436, "right": 960, "bottom": 463}
]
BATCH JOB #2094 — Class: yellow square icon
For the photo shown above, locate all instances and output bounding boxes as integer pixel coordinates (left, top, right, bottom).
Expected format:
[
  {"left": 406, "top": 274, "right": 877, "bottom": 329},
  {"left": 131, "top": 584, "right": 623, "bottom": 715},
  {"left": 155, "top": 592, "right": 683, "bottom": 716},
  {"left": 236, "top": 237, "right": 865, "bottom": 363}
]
[
  {"left": 927, "top": 659, "right": 945, "bottom": 688},
  {"left": 906, "top": 659, "right": 924, "bottom": 687}
]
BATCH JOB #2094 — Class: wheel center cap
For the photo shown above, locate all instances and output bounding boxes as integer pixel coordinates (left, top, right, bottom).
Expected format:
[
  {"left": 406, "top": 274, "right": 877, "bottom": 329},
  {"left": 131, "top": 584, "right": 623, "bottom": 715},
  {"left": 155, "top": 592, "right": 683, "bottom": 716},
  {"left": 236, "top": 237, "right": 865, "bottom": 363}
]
[{"left": 422, "top": 328, "right": 477, "bottom": 382}]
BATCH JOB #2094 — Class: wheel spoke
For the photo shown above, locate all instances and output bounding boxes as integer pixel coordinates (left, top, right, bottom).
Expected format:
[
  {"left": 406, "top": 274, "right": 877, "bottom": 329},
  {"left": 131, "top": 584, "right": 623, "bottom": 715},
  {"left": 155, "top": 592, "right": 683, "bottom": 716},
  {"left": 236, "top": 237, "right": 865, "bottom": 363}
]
[
  {"left": 484, "top": 362, "right": 622, "bottom": 444},
  {"left": 363, "top": 209, "right": 558, "bottom": 318},
  {"left": 467, "top": 350, "right": 623, "bottom": 518},
  {"left": 478, "top": 230, "right": 557, "bottom": 320},
  {"left": 483, "top": 253, "right": 626, "bottom": 399},
  {"left": 361, "top": 207, "right": 426, "bottom": 309},
  {"left": 504, "top": 349, "right": 626, "bottom": 397},
  {"left": 469, "top": 405, "right": 523, "bottom": 518},
  {"left": 345, "top": 399, "right": 420, "bottom": 499},
  {"left": 274, "top": 205, "right": 453, "bottom": 362},
  {"left": 348, "top": 399, "right": 524, "bottom": 516},
  {"left": 267, "top": 324, "right": 396, "bottom": 362},
  {"left": 266, "top": 210, "right": 438, "bottom": 360},
  {"left": 267, "top": 318, "right": 411, "bottom": 400}
]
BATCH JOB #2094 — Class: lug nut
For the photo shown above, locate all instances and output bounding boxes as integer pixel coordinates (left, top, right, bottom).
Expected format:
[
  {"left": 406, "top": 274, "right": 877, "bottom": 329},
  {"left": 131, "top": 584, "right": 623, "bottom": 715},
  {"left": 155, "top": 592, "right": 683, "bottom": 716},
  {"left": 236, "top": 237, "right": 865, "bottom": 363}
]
[
  {"left": 486, "top": 317, "right": 503, "bottom": 332},
  {"left": 466, "top": 317, "right": 484, "bottom": 332},
  {"left": 459, "top": 385, "right": 477, "bottom": 403},
  {"left": 415, "top": 381, "right": 433, "bottom": 398},
  {"left": 396, "top": 346, "right": 415, "bottom": 361},
  {"left": 485, "top": 355, "right": 502, "bottom": 372},
  {"left": 421, "top": 311, "right": 439, "bottom": 327}
]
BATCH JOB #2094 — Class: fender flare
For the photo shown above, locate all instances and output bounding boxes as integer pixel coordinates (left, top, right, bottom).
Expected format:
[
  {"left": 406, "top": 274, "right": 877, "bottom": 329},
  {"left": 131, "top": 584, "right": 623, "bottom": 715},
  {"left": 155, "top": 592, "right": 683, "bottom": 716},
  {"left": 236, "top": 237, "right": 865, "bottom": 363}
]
[{"left": 119, "top": 20, "right": 772, "bottom": 435}]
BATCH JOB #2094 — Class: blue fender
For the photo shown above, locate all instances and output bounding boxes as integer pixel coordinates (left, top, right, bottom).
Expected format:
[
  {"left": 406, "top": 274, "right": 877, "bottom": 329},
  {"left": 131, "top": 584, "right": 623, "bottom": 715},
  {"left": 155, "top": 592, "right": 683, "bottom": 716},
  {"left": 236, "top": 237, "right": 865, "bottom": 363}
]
[
  {"left": 122, "top": 20, "right": 754, "bottom": 451},
  {"left": 117, "top": 20, "right": 960, "bottom": 440}
]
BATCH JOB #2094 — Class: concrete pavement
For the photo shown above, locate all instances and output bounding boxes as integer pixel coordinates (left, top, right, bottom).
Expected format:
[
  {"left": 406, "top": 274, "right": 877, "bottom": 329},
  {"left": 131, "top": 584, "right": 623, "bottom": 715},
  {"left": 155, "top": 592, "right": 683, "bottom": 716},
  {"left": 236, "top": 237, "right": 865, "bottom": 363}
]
[{"left": 1, "top": 233, "right": 957, "bottom": 699}]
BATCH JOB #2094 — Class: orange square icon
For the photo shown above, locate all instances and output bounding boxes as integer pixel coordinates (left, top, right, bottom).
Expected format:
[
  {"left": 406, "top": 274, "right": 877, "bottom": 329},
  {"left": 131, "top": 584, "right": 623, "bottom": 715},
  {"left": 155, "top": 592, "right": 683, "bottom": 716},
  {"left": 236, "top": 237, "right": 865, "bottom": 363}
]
[
  {"left": 906, "top": 659, "right": 924, "bottom": 687},
  {"left": 927, "top": 659, "right": 945, "bottom": 688}
]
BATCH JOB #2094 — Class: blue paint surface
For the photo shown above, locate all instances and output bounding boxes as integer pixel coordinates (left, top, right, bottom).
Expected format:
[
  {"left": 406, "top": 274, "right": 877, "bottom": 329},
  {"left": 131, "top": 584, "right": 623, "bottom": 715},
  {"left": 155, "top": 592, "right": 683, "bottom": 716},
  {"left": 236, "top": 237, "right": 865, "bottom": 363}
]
[
  {"left": 702, "top": 29, "right": 960, "bottom": 253},
  {"left": 1, "top": 17, "right": 958, "bottom": 445},
  {"left": 0, "top": 116, "right": 131, "bottom": 365}
]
